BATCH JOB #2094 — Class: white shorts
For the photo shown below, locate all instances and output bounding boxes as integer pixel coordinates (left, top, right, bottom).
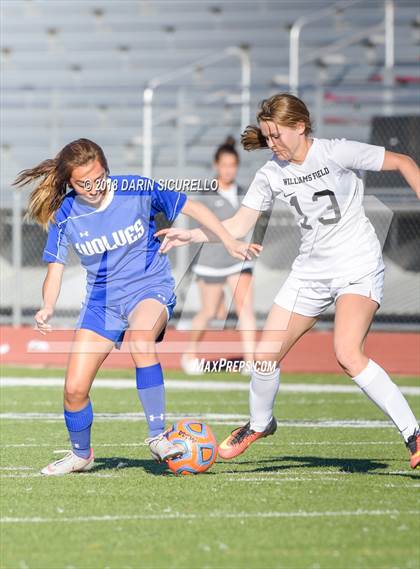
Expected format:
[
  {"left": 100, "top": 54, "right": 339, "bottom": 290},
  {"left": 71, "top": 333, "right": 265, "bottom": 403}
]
[{"left": 273, "top": 268, "right": 385, "bottom": 318}]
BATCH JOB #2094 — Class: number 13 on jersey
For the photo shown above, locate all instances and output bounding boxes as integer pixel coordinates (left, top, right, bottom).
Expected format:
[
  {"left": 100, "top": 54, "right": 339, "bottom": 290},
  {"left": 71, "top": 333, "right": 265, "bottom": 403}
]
[{"left": 289, "top": 190, "right": 342, "bottom": 230}]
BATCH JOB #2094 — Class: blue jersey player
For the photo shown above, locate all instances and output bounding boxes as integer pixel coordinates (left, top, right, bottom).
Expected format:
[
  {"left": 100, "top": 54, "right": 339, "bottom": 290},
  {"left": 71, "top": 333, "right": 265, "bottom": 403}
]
[{"left": 14, "top": 138, "right": 261, "bottom": 475}]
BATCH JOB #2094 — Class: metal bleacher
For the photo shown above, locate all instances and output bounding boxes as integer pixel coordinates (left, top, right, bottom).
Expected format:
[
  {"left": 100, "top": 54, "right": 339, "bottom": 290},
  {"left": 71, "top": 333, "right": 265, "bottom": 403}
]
[{"left": 2, "top": 0, "right": 419, "bottom": 198}]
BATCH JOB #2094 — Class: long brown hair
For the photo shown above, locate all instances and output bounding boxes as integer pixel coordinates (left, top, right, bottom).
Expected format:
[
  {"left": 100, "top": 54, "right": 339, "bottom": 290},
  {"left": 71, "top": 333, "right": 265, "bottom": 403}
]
[
  {"left": 13, "top": 138, "right": 109, "bottom": 228},
  {"left": 241, "top": 93, "right": 313, "bottom": 151}
]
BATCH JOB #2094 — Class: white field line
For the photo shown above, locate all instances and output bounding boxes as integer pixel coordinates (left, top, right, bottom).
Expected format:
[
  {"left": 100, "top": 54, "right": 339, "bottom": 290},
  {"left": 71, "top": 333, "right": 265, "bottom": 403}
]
[
  {"left": 385, "top": 483, "right": 420, "bottom": 488},
  {"left": 226, "top": 470, "right": 350, "bottom": 477},
  {"left": 0, "top": 468, "right": 334, "bottom": 484},
  {"left": 385, "top": 470, "right": 419, "bottom": 475},
  {"left": 232, "top": 477, "right": 343, "bottom": 482},
  {"left": 227, "top": 469, "right": 419, "bottom": 477},
  {"left": 1, "top": 509, "right": 418, "bottom": 524},
  {"left": 0, "top": 467, "right": 387, "bottom": 479},
  {"left": 0, "top": 441, "right": 402, "bottom": 449},
  {"left": 0, "top": 412, "right": 395, "bottom": 428},
  {"left": 1, "top": 469, "right": 416, "bottom": 482},
  {"left": 2, "top": 474, "right": 413, "bottom": 485},
  {"left": 257, "top": 441, "right": 402, "bottom": 445},
  {"left": 1, "top": 442, "right": 148, "bottom": 448},
  {"left": 1, "top": 377, "right": 419, "bottom": 395},
  {"left": 0, "top": 466, "right": 33, "bottom": 471},
  {"left": 0, "top": 472, "right": 118, "bottom": 479}
]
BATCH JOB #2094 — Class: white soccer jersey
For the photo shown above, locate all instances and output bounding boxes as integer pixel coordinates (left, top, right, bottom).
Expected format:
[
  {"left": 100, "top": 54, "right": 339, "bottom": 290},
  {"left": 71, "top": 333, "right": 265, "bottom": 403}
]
[{"left": 242, "top": 138, "right": 386, "bottom": 279}]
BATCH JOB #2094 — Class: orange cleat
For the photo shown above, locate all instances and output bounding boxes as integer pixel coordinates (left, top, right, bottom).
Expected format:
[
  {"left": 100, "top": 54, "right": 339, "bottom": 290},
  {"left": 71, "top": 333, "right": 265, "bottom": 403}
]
[
  {"left": 218, "top": 417, "right": 277, "bottom": 460},
  {"left": 406, "top": 431, "right": 420, "bottom": 469}
]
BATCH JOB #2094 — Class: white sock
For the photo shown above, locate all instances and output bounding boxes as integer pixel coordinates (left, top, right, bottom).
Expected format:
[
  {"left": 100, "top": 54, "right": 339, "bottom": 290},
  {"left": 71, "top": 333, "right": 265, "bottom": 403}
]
[
  {"left": 352, "top": 359, "right": 419, "bottom": 442},
  {"left": 249, "top": 367, "right": 280, "bottom": 432}
]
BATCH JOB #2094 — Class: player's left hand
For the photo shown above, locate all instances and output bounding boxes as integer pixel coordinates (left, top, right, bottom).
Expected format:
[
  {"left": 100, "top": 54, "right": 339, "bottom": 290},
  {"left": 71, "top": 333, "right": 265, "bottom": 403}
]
[{"left": 34, "top": 307, "right": 54, "bottom": 335}]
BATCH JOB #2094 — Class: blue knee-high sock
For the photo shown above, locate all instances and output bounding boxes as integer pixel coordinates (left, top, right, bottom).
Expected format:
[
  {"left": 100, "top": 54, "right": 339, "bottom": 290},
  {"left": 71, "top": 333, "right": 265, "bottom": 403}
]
[
  {"left": 136, "top": 364, "right": 165, "bottom": 437},
  {"left": 64, "top": 400, "right": 93, "bottom": 459}
]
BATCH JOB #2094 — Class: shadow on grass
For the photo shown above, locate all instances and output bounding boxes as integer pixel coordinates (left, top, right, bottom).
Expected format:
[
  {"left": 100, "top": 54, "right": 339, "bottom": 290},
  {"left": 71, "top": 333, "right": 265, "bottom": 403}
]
[
  {"left": 223, "top": 455, "right": 420, "bottom": 479},
  {"left": 223, "top": 455, "right": 388, "bottom": 474},
  {"left": 93, "top": 455, "right": 418, "bottom": 479},
  {"left": 94, "top": 456, "right": 168, "bottom": 476},
  {"left": 93, "top": 456, "right": 216, "bottom": 477}
]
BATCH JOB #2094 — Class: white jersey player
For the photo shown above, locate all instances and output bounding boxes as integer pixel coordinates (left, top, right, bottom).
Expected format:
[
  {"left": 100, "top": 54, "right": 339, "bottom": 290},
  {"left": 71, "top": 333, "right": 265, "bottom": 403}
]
[{"left": 156, "top": 93, "right": 420, "bottom": 469}]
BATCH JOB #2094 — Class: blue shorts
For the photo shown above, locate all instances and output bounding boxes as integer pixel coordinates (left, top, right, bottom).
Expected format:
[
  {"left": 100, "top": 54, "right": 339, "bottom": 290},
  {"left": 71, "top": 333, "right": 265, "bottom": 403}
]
[{"left": 76, "top": 288, "right": 177, "bottom": 349}]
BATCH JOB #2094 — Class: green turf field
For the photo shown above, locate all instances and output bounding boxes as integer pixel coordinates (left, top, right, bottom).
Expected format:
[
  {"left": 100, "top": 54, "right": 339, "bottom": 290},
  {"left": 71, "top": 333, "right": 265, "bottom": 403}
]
[{"left": 1, "top": 366, "right": 419, "bottom": 569}]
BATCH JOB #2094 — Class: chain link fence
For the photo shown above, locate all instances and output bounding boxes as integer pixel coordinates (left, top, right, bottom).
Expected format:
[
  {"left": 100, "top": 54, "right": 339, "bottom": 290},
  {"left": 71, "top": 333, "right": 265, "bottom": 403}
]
[{"left": 1, "top": 113, "right": 419, "bottom": 330}]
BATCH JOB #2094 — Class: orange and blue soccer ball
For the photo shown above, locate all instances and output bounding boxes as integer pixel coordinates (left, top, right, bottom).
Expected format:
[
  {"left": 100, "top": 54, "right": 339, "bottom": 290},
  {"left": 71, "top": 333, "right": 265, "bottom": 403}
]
[{"left": 165, "top": 419, "right": 218, "bottom": 475}]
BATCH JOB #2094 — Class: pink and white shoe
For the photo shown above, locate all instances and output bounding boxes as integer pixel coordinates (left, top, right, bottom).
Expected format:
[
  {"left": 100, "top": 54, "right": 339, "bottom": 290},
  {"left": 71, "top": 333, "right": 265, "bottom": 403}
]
[{"left": 41, "top": 449, "right": 94, "bottom": 476}]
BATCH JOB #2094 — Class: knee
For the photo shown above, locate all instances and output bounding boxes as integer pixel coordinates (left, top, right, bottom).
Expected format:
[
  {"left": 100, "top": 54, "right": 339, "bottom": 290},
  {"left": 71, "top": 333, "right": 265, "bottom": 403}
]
[
  {"left": 254, "top": 337, "right": 281, "bottom": 369},
  {"left": 64, "top": 383, "right": 89, "bottom": 405},
  {"left": 253, "top": 352, "right": 278, "bottom": 372},
  {"left": 334, "top": 343, "right": 364, "bottom": 375},
  {"left": 130, "top": 335, "right": 156, "bottom": 356}
]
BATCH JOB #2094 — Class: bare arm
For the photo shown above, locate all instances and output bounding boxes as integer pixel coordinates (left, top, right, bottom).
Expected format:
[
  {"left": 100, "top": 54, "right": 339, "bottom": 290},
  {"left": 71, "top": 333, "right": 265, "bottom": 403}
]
[
  {"left": 155, "top": 204, "right": 263, "bottom": 255},
  {"left": 181, "top": 199, "right": 240, "bottom": 245},
  {"left": 34, "top": 262, "right": 64, "bottom": 334},
  {"left": 381, "top": 151, "right": 420, "bottom": 198},
  {"left": 190, "top": 205, "right": 262, "bottom": 242},
  {"left": 177, "top": 199, "right": 262, "bottom": 259}
]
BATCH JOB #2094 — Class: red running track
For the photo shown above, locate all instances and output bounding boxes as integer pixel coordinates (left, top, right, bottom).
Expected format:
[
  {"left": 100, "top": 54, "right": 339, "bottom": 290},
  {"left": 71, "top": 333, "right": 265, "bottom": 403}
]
[{"left": 1, "top": 326, "right": 419, "bottom": 376}]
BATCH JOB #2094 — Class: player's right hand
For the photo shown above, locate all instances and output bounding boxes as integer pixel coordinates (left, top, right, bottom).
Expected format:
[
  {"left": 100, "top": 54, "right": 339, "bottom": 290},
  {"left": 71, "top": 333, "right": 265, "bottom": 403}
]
[
  {"left": 34, "top": 307, "right": 54, "bottom": 335},
  {"left": 155, "top": 228, "right": 193, "bottom": 254}
]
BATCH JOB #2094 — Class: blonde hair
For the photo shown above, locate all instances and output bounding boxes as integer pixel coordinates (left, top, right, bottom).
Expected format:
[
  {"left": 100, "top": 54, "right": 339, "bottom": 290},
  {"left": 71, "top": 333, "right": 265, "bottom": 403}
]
[
  {"left": 13, "top": 138, "right": 109, "bottom": 228},
  {"left": 241, "top": 93, "right": 313, "bottom": 151}
]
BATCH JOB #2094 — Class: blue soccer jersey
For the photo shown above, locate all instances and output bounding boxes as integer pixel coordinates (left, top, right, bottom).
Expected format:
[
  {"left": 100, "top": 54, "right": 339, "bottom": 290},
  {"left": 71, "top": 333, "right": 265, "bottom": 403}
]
[{"left": 42, "top": 175, "right": 187, "bottom": 305}]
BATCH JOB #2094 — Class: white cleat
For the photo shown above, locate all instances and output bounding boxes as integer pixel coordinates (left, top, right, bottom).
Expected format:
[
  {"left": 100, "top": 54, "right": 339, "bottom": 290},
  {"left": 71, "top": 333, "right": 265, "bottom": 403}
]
[
  {"left": 40, "top": 449, "right": 94, "bottom": 476},
  {"left": 181, "top": 354, "right": 200, "bottom": 376},
  {"left": 145, "top": 433, "right": 184, "bottom": 462}
]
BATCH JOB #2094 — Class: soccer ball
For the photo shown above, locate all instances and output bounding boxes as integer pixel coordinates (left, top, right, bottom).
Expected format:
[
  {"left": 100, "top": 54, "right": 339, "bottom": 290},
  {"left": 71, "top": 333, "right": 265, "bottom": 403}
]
[{"left": 165, "top": 419, "right": 218, "bottom": 475}]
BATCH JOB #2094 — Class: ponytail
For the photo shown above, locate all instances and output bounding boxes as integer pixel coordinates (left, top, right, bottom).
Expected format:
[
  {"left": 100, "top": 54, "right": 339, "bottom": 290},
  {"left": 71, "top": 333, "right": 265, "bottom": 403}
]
[
  {"left": 13, "top": 138, "right": 109, "bottom": 229},
  {"left": 14, "top": 158, "right": 66, "bottom": 228},
  {"left": 241, "top": 125, "right": 268, "bottom": 151}
]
